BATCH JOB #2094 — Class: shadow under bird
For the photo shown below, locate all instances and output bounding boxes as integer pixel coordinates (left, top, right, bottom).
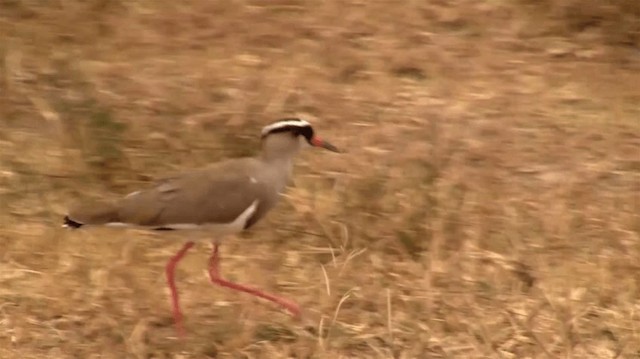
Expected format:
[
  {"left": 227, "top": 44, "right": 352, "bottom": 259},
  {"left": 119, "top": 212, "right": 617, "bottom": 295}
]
[{"left": 62, "top": 118, "right": 340, "bottom": 336}]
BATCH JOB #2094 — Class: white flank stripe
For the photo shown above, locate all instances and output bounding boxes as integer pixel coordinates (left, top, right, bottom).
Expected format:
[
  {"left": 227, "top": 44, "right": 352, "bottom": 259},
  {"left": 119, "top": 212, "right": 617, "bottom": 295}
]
[
  {"left": 228, "top": 199, "right": 259, "bottom": 230},
  {"left": 105, "top": 222, "right": 132, "bottom": 228},
  {"left": 126, "top": 190, "right": 141, "bottom": 198},
  {"left": 103, "top": 200, "right": 260, "bottom": 235}
]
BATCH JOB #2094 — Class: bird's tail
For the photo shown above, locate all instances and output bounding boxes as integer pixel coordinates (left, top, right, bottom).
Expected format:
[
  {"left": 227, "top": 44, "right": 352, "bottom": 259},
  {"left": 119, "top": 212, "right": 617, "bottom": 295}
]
[
  {"left": 63, "top": 215, "right": 84, "bottom": 228},
  {"left": 62, "top": 200, "right": 120, "bottom": 228}
]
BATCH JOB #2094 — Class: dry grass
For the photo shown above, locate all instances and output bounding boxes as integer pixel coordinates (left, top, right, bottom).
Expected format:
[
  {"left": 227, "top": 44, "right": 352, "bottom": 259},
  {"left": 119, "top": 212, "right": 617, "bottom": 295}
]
[{"left": 1, "top": 1, "right": 639, "bottom": 358}]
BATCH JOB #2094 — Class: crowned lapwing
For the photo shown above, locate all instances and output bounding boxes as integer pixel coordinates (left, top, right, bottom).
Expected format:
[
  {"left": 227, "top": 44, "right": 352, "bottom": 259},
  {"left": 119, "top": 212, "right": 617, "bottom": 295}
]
[{"left": 62, "top": 118, "right": 340, "bottom": 336}]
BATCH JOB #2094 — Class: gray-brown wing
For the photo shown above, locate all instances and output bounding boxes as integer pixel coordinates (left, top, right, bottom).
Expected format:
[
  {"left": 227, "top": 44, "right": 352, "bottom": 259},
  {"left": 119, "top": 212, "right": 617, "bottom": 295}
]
[{"left": 116, "top": 160, "right": 274, "bottom": 227}]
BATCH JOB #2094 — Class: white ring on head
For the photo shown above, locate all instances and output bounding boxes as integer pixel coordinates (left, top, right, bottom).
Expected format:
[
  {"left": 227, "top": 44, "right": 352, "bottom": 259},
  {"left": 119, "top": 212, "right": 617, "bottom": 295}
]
[{"left": 261, "top": 119, "right": 311, "bottom": 136}]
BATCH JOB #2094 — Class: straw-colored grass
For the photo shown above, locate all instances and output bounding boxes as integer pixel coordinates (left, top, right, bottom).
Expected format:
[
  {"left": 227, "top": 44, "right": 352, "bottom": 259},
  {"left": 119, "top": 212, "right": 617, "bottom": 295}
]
[{"left": 1, "top": 1, "right": 639, "bottom": 358}]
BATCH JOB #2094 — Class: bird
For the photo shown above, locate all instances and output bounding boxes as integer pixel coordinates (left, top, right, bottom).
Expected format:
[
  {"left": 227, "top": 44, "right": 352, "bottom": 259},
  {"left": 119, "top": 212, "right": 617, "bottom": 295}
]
[{"left": 62, "top": 118, "right": 340, "bottom": 336}]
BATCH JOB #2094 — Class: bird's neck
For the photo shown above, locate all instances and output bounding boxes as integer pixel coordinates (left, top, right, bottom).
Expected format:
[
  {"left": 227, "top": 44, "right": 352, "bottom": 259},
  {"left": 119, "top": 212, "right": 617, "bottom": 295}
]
[
  {"left": 259, "top": 142, "right": 300, "bottom": 165},
  {"left": 260, "top": 152, "right": 295, "bottom": 172},
  {"left": 258, "top": 154, "right": 295, "bottom": 193},
  {"left": 259, "top": 134, "right": 302, "bottom": 164}
]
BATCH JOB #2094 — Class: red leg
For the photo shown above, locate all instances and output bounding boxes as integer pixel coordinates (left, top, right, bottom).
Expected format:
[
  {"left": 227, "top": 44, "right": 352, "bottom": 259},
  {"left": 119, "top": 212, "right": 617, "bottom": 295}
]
[
  {"left": 165, "top": 241, "right": 195, "bottom": 337},
  {"left": 208, "top": 243, "right": 301, "bottom": 318}
]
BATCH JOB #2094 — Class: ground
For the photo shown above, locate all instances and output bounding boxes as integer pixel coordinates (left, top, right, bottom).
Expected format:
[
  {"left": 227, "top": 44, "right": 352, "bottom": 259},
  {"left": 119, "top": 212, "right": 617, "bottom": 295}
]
[{"left": 0, "top": 1, "right": 639, "bottom": 358}]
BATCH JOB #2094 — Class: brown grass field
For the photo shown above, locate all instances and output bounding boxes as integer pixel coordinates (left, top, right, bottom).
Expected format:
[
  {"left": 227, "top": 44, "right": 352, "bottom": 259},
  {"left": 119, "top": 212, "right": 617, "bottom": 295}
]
[{"left": 1, "top": 1, "right": 639, "bottom": 358}]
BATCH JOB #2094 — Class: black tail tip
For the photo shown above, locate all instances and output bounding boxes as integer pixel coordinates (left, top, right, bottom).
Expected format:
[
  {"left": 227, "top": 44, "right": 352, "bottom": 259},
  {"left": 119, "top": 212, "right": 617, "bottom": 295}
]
[{"left": 63, "top": 216, "right": 83, "bottom": 229}]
